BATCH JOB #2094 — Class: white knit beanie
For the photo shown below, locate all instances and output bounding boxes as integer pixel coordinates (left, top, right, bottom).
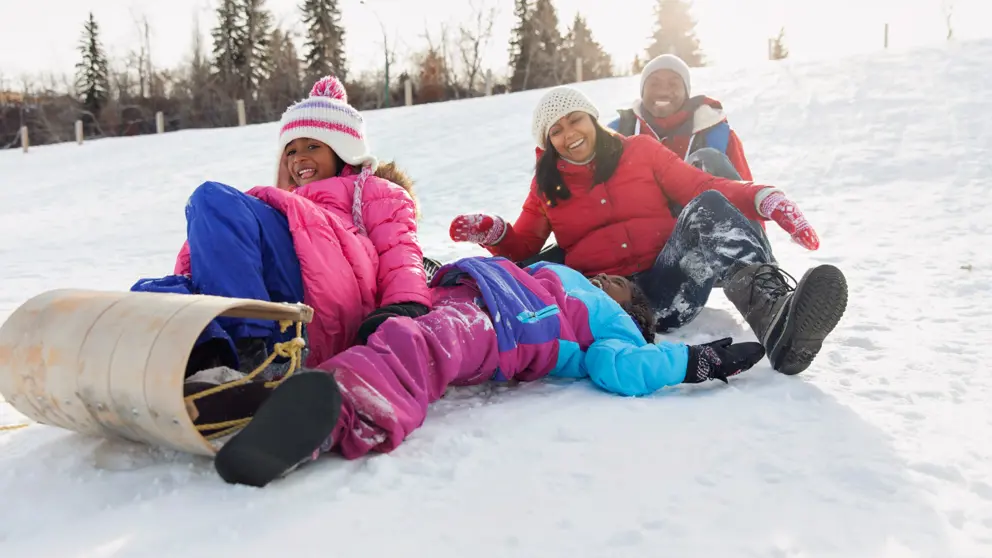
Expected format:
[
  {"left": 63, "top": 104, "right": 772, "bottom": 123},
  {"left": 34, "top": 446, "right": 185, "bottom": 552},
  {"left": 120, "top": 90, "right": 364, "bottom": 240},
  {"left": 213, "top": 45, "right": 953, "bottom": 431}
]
[
  {"left": 531, "top": 86, "right": 600, "bottom": 148},
  {"left": 275, "top": 75, "right": 378, "bottom": 187},
  {"left": 640, "top": 54, "right": 691, "bottom": 97}
]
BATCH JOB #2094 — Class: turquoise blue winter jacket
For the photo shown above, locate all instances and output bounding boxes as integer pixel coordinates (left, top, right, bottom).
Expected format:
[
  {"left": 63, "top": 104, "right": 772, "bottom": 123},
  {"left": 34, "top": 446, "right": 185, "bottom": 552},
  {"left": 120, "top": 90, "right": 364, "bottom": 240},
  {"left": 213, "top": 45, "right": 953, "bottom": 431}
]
[{"left": 430, "top": 257, "right": 690, "bottom": 396}]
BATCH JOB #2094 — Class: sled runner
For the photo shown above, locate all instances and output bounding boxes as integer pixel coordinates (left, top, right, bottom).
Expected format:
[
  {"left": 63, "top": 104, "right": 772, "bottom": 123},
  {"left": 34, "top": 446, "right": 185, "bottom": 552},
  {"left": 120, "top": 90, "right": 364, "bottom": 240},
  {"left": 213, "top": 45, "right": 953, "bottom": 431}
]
[{"left": 0, "top": 289, "right": 313, "bottom": 456}]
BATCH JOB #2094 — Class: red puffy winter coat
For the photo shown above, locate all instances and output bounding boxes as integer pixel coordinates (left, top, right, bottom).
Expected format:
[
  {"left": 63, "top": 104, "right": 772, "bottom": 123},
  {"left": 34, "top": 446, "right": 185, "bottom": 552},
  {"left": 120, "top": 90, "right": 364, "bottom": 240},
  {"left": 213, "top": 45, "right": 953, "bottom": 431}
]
[{"left": 486, "top": 134, "right": 770, "bottom": 277}]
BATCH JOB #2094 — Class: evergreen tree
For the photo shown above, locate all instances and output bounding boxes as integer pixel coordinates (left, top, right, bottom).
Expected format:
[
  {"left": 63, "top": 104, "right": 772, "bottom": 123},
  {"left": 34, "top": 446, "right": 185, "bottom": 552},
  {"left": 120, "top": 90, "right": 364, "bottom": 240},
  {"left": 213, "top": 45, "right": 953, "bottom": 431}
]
[
  {"left": 770, "top": 27, "right": 789, "bottom": 60},
  {"left": 631, "top": 54, "right": 644, "bottom": 74},
  {"left": 240, "top": 0, "right": 274, "bottom": 97},
  {"left": 301, "top": 0, "right": 347, "bottom": 83},
  {"left": 508, "top": 0, "right": 535, "bottom": 92},
  {"left": 211, "top": 0, "right": 245, "bottom": 96},
  {"left": 74, "top": 12, "right": 111, "bottom": 116},
  {"left": 563, "top": 14, "right": 613, "bottom": 82},
  {"left": 645, "top": 0, "right": 704, "bottom": 66},
  {"left": 210, "top": 0, "right": 274, "bottom": 100},
  {"left": 418, "top": 47, "right": 446, "bottom": 103},
  {"left": 529, "top": 0, "right": 564, "bottom": 88},
  {"left": 263, "top": 28, "right": 304, "bottom": 115}
]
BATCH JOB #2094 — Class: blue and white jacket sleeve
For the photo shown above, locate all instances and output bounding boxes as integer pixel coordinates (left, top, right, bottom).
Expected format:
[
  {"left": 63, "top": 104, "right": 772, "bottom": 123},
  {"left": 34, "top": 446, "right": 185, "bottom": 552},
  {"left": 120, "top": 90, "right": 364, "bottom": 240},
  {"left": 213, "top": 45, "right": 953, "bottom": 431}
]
[{"left": 584, "top": 336, "right": 689, "bottom": 396}]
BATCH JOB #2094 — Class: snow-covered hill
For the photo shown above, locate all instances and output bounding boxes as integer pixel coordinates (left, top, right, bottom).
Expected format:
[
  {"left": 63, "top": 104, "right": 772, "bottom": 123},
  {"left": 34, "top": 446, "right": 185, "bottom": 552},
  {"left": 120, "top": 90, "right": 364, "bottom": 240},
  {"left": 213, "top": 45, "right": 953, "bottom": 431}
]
[{"left": 1, "top": 39, "right": 990, "bottom": 558}]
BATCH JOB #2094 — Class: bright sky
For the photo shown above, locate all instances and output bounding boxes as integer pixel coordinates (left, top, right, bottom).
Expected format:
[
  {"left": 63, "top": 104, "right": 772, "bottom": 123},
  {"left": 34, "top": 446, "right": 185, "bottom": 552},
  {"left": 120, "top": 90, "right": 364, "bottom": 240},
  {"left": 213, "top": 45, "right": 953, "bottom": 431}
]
[{"left": 1, "top": 0, "right": 990, "bottom": 87}]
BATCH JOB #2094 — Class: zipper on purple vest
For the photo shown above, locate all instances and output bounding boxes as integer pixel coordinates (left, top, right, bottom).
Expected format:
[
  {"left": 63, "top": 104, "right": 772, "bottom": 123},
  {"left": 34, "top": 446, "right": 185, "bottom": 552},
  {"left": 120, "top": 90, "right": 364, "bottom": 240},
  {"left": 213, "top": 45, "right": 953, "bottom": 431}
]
[{"left": 517, "top": 304, "right": 560, "bottom": 323}]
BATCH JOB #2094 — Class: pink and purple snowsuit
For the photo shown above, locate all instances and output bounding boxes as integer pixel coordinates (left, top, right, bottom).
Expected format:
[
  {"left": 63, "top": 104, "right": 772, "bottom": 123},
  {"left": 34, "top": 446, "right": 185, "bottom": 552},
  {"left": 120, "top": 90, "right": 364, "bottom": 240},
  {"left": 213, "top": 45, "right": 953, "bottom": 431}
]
[{"left": 314, "top": 257, "right": 692, "bottom": 459}]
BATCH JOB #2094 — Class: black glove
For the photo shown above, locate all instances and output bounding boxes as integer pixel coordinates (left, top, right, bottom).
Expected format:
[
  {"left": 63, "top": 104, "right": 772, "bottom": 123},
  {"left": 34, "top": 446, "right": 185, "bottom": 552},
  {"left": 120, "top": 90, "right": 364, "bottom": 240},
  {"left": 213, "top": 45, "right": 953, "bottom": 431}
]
[
  {"left": 685, "top": 337, "right": 765, "bottom": 384},
  {"left": 355, "top": 302, "right": 430, "bottom": 345}
]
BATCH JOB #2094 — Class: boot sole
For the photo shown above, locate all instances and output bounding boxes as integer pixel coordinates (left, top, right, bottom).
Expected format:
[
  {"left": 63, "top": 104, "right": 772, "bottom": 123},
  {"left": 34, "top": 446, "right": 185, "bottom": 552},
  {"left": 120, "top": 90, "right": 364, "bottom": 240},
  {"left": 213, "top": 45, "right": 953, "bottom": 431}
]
[
  {"left": 766, "top": 264, "right": 848, "bottom": 375},
  {"left": 214, "top": 372, "right": 342, "bottom": 487}
]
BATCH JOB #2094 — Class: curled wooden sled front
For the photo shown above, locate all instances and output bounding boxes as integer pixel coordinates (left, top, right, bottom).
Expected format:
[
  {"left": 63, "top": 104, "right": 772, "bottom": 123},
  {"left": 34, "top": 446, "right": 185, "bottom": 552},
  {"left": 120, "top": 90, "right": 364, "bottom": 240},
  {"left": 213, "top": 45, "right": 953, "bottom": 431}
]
[{"left": 0, "top": 289, "right": 313, "bottom": 457}]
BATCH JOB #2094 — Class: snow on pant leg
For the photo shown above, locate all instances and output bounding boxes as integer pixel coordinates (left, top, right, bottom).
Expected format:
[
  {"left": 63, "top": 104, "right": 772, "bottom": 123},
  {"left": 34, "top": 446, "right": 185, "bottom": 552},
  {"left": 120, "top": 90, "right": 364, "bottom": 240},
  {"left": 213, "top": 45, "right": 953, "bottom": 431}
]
[
  {"left": 634, "top": 190, "right": 774, "bottom": 332},
  {"left": 185, "top": 181, "right": 305, "bottom": 341},
  {"left": 686, "top": 148, "right": 775, "bottom": 260},
  {"left": 314, "top": 285, "right": 501, "bottom": 460}
]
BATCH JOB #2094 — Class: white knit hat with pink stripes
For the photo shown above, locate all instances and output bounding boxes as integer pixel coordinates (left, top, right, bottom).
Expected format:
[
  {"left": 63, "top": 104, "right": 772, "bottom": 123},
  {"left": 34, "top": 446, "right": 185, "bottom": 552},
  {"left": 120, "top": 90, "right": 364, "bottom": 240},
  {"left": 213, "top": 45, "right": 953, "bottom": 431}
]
[{"left": 274, "top": 75, "right": 378, "bottom": 186}]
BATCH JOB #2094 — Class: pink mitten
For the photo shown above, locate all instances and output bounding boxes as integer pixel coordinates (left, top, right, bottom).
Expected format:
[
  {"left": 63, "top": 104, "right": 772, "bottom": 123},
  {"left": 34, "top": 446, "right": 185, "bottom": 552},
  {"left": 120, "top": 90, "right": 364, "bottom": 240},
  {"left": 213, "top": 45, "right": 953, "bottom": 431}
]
[
  {"left": 759, "top": 191, "right": 820, "bottom": 251},
  {"left": 449, "top": 214, "right": 507, "bottom": 246}
]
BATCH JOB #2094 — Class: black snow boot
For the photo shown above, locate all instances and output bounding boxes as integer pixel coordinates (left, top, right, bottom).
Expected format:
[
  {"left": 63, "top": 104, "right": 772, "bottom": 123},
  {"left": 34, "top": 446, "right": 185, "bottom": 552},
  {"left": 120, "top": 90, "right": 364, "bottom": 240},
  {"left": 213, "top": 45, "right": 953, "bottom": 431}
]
[
  {"left": 214, "top": 370, "right": 342, "bottom": 488},
  {"left": 184, "top": 337, "right": 269, "bottom": 378},
  {"left": 183, "top": 376, "right": 272, "bottom": 428},
  {"left": 723, "top": 263, "right": 848, "bottom": 375}
]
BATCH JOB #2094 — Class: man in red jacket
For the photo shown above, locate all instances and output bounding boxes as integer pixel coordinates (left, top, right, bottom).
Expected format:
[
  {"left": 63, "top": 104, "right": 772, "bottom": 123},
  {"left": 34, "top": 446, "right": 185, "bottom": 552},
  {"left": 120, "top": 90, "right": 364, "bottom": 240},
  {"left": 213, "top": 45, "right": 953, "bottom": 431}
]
[
  {"left": 607, "top": 53, "right": 753, "bottom": 182},
  {"left": 607, "top": 53, "right": 772, "bottom": 260}
]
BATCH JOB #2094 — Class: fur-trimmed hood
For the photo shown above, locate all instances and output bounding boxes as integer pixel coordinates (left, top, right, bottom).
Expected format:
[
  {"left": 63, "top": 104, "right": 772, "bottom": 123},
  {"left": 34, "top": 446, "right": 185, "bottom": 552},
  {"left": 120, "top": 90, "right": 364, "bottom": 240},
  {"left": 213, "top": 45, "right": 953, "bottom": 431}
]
[{"left": 373, "top": 161, "right": 419, "bottom": 220}]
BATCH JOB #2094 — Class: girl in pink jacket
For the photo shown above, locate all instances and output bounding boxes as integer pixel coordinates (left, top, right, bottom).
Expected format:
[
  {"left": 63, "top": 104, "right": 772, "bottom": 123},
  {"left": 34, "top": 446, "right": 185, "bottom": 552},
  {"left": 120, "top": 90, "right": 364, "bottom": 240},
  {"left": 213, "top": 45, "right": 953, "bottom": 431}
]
[{"left": 132, "top": 75, "right": 431, "bottom": 374}]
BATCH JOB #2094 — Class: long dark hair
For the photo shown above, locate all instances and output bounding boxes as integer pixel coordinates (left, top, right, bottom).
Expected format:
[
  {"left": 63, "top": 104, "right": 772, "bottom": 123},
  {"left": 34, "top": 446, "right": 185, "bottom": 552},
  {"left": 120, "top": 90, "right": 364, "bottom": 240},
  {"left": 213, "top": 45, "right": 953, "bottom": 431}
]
[{"left": 535, "top": 116, "right": 624, "bottom": 207}]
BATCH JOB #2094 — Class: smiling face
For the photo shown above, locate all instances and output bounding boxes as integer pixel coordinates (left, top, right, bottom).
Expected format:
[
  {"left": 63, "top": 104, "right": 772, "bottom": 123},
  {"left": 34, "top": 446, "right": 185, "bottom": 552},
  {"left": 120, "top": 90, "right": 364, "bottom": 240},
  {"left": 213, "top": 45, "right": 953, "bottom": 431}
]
[
  {"left": 642, "top": 69, "right": 687, "bottom": 118},
  {"left": 589, "top": 274, "right": 634, "bottom": 305},
  {"left": 282, "top": 138, "right": 339, "bottom": 189},
  {"left": 548, "top": 111, "right": 597, "bottom": 162}
]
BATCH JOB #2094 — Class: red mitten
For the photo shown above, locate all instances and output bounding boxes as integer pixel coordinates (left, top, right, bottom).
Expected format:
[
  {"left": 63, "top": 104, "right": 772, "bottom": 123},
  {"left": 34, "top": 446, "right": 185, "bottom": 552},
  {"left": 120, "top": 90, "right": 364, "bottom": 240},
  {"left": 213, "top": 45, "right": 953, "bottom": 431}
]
[
  {"left": 759, "top": 191, "right": 820, "bottom": 251},
  {"left": 449, "top": 213, "right": 507, "bottom": 246}
]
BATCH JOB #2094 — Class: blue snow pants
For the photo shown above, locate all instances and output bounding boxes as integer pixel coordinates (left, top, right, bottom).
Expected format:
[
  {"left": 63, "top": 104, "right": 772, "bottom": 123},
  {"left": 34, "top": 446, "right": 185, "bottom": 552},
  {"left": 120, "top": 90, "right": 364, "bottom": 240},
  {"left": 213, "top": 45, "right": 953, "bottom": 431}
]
[{"left": 131, "top": 181, "right": 305, "bottom": 365}]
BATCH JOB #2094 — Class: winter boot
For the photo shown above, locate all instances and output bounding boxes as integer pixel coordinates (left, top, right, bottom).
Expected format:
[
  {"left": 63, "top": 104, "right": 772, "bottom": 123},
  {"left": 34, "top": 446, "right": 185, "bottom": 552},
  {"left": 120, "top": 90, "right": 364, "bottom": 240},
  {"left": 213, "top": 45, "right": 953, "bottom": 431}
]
[
  {"left": 184, "top": 366, "right": 274, "bottom": 430},
  {"left": 213, "top": 370, "right": 342, "bottom": 488},
  {"left": 723, "top": 263, "right": 847, "bottom": 375},
  {"left": 184, "top": 337, "right": 269, "bottom": 378},
  {"left": 236, "top": 326, "right": 311, "bottom": 381}
]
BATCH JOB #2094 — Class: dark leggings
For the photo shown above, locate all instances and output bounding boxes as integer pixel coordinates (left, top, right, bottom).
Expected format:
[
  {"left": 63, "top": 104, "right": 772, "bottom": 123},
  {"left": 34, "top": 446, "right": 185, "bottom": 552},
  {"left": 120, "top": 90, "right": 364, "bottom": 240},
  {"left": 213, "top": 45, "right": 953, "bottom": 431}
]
[{"left": 632, "top": 190, "right": 774, "bottom": 332}]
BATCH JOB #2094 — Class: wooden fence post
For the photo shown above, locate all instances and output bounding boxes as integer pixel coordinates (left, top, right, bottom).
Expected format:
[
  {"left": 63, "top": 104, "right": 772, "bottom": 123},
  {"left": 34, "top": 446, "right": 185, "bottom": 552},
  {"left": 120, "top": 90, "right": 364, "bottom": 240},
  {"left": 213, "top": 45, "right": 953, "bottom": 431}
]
[
  {"left": 236, "top": 99, "right": 246, "bottom": 126},
  {"left": 75, "top": 120, "right": 83, "bottom": 145},
  {"left": 20, "top": 126, "right": 28, "bottom": 153},
  {"left": 156, "top": 112, "right": 164, "bottom": 134}
]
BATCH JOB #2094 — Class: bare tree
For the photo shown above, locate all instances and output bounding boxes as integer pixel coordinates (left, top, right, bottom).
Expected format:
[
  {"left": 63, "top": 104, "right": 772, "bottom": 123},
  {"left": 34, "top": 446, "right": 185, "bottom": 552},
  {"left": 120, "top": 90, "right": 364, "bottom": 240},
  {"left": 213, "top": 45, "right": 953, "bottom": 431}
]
[
  {"left": 422, "top": 24, "right": 458, "bottom": 98},
  {"left": 942, "top": 0, "right": 954, "bottom": 40},
  {"left": 770, "top": 27, "right": 789, "bottom": 60},
  {"left": 457, "top": 0, "right": 498, "bottom": 95},
  {"left": 128, "top": 10, "right": 154, "bottom": 98}
]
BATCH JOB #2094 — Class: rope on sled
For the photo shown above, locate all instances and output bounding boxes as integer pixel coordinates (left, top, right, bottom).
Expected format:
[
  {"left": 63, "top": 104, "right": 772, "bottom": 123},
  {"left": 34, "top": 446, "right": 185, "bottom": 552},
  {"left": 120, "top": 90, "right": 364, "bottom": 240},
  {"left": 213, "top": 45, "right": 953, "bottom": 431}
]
[
  {"left": 184, "top": 319, "right": 306, "bottom": 441},
  {"left": 0, "top": 423, "right": 29, "bottom": 432}
]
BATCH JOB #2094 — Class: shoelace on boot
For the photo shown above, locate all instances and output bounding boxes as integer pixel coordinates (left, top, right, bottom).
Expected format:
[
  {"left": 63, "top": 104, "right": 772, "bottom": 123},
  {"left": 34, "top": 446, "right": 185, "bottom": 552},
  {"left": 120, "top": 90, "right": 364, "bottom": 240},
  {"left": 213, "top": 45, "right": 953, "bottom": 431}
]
[{"left": 747, "top": 264, "right": 798, "bottom": 308}]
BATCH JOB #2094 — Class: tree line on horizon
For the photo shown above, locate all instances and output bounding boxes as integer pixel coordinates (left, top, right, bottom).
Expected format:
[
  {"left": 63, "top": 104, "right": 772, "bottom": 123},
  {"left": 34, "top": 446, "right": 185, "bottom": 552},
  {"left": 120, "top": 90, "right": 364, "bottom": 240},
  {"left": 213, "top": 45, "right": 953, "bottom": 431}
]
[{"left": 0, "top": 0, "right": 787, "bottom": 150}]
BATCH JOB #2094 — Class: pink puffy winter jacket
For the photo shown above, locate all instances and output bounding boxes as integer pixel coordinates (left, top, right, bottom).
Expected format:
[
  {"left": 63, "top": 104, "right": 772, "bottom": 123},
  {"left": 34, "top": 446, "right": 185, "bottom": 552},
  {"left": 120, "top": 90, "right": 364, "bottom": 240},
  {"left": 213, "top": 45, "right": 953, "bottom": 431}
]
[{"left": 175, "top": 164, "right": 431, "bottom": 366}]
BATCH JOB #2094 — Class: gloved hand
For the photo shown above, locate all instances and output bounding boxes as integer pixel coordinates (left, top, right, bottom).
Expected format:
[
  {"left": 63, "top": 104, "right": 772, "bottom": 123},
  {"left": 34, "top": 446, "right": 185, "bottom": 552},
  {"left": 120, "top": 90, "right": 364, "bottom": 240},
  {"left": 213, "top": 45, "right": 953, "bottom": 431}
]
[
  {"left": 684, "top": 337, "right": 765, "bottom": 384},
  {"left": 449, "top": 213, "right": 507, "bottom": 246},
  {"left": 758, "top": 190, "right": 820, "bottom": 251},
  {"left": 355, "top": 302, "right": 430, "bottom": 345}
]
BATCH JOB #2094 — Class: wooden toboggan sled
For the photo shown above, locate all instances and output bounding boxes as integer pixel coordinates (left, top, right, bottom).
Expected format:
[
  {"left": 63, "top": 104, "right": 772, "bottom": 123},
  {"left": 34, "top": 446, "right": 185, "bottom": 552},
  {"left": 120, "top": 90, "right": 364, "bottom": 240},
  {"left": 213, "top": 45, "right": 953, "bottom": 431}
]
[{"left": 0, "top": 289, "right": 313, "bottom": 456}]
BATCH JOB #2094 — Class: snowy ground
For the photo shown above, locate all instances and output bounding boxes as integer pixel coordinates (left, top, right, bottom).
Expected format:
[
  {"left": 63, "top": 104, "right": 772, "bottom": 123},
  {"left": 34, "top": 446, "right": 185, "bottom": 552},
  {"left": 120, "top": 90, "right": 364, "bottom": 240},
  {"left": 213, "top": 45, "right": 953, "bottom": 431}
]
[{"left": 2, "top": 40, "right": 991, "bottom": 558}]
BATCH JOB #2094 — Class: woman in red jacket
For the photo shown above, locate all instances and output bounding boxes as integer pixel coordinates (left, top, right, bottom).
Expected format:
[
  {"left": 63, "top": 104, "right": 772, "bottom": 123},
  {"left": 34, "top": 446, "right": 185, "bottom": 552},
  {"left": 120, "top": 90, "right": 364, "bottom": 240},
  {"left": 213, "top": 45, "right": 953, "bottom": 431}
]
[{"left": 449, "top": 86, "right": 847, "bottom": 376}]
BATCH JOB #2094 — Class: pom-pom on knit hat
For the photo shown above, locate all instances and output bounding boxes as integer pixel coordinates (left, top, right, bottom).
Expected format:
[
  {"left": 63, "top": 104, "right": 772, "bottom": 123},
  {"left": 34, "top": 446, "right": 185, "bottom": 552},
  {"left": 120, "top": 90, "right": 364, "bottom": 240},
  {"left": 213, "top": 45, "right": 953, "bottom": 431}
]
[
  {"left": 275, "top": 75, "right": 378, "bottom": 187},
  {"left": 531, "top": 86, "right": 600, "bottom": 148}
]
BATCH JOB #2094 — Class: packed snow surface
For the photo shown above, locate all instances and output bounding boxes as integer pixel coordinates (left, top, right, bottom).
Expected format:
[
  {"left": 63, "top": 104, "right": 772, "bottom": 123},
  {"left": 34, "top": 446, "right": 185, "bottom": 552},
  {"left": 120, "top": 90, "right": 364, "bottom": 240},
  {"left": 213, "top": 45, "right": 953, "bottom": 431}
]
[{"left": 1, "top": 40, "right": 990, "bottom": 558}]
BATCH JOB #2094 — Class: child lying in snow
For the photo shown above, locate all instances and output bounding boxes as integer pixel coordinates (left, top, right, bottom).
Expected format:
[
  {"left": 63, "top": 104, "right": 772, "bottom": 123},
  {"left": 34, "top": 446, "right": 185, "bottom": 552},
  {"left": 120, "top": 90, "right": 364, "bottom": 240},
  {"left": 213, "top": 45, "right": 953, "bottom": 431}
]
[{"left": 193, "top": 256, "right": 765, "bottom": 487}]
